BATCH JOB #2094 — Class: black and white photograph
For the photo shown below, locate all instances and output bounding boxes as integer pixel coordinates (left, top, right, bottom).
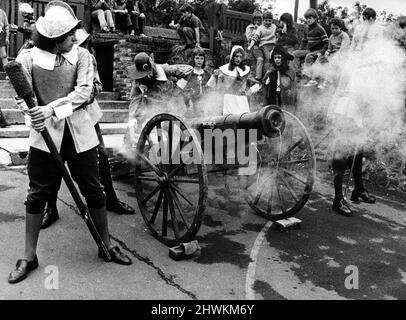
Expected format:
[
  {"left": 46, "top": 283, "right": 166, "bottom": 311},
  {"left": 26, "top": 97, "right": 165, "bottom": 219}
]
[{"left": 0, "top": 0, "right": 405, "bottom": 306}]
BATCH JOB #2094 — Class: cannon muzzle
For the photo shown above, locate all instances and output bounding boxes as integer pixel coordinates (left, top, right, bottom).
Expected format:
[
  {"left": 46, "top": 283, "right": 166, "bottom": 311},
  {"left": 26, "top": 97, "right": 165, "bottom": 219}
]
[{"left": 188, "top": 105, "right": 285, "bottom": 137}]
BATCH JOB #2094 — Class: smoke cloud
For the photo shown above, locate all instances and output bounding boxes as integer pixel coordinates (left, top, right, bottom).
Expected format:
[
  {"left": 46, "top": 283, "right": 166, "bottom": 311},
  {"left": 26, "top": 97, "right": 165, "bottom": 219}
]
[{"left": 298, "top": 21, "right": 406, "bottom": 169}]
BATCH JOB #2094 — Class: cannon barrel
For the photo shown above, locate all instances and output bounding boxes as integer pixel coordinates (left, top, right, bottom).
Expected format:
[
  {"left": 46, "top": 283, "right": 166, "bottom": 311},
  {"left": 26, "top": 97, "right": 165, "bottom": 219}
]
[{"left": 187, "top": 105, "right": 285, "bottom": 137}]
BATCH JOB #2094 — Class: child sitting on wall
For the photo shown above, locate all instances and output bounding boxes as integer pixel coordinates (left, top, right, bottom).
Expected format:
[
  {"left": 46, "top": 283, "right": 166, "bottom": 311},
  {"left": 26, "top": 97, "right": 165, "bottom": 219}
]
[
  {"left": 247, "top": 11, "right": 277, "bottom": 82},
  {"left": 292, "top": 8, "right": 329, "bottom": 80},
  {"left": 307, "top": 17, "right": 350, "bottom": 88}
]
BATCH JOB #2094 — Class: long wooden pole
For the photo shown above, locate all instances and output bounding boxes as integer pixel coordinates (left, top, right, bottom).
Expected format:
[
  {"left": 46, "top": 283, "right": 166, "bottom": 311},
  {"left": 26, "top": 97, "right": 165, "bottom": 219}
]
[{"left": 294, "top": 0, "right": 299, "bottom": 22}]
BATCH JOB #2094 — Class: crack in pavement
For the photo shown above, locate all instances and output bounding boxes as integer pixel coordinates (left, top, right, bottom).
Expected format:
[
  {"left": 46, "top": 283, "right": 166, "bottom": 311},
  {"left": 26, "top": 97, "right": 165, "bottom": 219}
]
[
  {"left": 110, "top": 235, "right": 198, "bottom": 300},
  {"left": 58, "top": 197, "right": 197, "bottom": 300}
]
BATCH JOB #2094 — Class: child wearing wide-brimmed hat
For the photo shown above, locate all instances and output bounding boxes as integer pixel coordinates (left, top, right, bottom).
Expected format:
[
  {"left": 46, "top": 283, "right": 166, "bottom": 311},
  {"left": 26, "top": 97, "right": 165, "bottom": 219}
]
[{"left": 8, "top": 0, "right": 132, "bottom": 285}]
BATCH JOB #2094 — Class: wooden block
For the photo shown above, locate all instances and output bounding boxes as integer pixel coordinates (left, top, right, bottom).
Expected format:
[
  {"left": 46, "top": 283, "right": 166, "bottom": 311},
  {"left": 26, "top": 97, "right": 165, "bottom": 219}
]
[{"left": 273, "top": 217, "right": 302, "bottom": 232}]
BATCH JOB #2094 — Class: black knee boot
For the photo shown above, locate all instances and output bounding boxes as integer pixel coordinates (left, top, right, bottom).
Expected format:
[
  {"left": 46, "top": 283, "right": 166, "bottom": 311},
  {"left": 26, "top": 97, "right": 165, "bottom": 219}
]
[
  {"left": 332, "top": 159, "right": 353, "bottom": 216},
  {"left": 350, "top": 153, "right": 376, "bottom": 203},
  {"left": 41, "top": 196, "right": 59, "bottom": 229},
  {"left": 90, "top": 206, "right": 132, "bottom": 265}
]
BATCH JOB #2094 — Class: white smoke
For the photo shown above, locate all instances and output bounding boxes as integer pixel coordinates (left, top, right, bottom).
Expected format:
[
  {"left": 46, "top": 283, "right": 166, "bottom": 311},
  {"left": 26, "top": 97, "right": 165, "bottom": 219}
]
[{"left": 299, "top": 21, "right": 406, "bottom": 167}]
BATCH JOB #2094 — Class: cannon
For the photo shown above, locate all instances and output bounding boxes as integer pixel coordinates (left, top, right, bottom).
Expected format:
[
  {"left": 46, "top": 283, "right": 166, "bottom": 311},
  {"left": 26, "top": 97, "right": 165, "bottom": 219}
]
[{"left": 133, "top": 106, "right": 316, "bottom": 246}]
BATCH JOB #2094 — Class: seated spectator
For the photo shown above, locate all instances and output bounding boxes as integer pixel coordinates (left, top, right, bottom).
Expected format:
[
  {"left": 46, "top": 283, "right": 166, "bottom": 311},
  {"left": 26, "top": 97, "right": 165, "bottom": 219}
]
[
  {"left": 292, "top": 8, "right": 328, "bottom": 79},
  {"left": 245, "top": 10, "right": 263, "bottom": 82},
  {"left": 112, "top": 0, "right": 131, "bottom": 34},
  {"left": 276, "top": 12, "right": 298, "bottom": 54},
  {"left": 306, "top": 17, "right": 350, "bottom": 88},
  {"left": 247, "top": 11, "right": 277, "bottom": 82},
  {"left": 127, "top": 0, "right": 146, "bottom": 36},
  {"left": 245, "top": 10, "right": 262, "bottom": 44},
  {"left": 324, "top": 18, "right": 350, "bottom": 58},
  {"left": 171, "top": 3, "right": 205, "bottom": 50},
  {"left": 89, "top": 0, "right": 115, "bottom": 33}
]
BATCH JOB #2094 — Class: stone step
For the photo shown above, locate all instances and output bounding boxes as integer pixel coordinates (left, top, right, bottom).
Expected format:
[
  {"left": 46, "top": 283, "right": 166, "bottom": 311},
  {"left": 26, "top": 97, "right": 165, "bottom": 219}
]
[
  {"left": 0, "top": 89, "right": 124, "bottom": 101},
  {"left": 0, "top": 88, "right": 17, "bottom": 99},
  {"left": 2, "top": 108, "right": 129, "bottom": 125},
  {"left": 98, "top": 100, "right": 129, "bottom": 109},
  {"left": 0, "top": 123, "right": 128, "bottom": 138},
  {"left": 0, "top": 98, "right": 129, "bottom": 110},
  {"left": 0, "top": 133, "right": 134, "bottom": 166},
  {"left": 98, "top": 91, "right": 122, "bottom": 100},
  {"left": 0, "top": 80, "right": 13, "bottom": 90}
]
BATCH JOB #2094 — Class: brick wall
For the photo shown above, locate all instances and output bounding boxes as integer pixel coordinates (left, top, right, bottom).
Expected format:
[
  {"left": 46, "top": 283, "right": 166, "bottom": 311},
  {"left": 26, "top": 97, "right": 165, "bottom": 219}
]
[{"left": 113, "top": 36, "right": 180, "bottom": 100}]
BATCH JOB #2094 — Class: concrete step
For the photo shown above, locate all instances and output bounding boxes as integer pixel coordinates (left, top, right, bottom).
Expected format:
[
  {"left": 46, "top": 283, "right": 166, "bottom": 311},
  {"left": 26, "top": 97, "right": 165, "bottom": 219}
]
[
  {"left": 0, "top": 90, "right": 125, "bottom": 101},
  {"left": 0, "top": 80, "right": 13, "bottom": 90},
  {"left": 0, "top": 98, "right": 129, "bottom": 110},
  {"left": 0, "top": 133, "right": 134, "bottom": 166},
  {"left": 2, "top": 108, "right": 129, "bottom": 125},
  {"left": 98, "top": 91, "right": 122, "bottom": 100},
  {"left": 0, "top": 99, "right": 17, "bottom": 109},
  {"left": 98, "top": 100, "right": 129, "bottom": 110},
  {"left": 0, "top": 88, "right": 17, "bottom": 99},
  {"left": 100, "top": 109, "right": 128, "bottom": 123},
  {"left": 0, "top": 123, "right": 128, "bottom": 138}
]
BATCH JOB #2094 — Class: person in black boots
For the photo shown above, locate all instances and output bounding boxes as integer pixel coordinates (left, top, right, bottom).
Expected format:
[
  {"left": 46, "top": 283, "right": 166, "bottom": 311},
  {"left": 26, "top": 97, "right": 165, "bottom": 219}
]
[
  {"left": 329, "top": 97, "right": 376, "bottom": 217},
  {"left": 332, "top": 150, "right": 376, "bottom": 217},
  {"left": 41, "top": 28, "right": 135, "bottom": 230},
  {"left": 8, "top": 1, "right": 131, "bottom": 284}
]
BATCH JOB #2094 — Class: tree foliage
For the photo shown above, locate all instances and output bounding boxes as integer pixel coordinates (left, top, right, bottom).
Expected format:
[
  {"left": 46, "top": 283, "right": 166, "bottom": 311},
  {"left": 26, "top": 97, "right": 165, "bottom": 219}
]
[
  {"left": 227, "top": 0, "right": 259, "bottom": 14},
  {"left": 144, "top": 0, "right": 181, "bottom": 27},
  {"left": 145, "top": 0, "right": 260, "bottom": 27},
  {"left": 146, "top": 0, "right": 399, "bottom": 28}
]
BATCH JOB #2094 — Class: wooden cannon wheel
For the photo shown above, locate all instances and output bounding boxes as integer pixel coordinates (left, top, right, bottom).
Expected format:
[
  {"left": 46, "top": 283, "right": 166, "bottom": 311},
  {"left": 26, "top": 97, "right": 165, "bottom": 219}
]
[
  {"left": 243, "top": 110, "right": 316, "bottom": 221},
  {"left": 134, "top": 114, "right": 208, "bottom": 246}
]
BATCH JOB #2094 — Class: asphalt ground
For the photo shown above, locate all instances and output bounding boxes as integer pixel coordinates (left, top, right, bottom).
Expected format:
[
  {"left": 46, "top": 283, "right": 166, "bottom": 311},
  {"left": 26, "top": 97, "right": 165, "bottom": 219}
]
[{"left": 0, "top": 166, "right": 405, "bottom": 300}]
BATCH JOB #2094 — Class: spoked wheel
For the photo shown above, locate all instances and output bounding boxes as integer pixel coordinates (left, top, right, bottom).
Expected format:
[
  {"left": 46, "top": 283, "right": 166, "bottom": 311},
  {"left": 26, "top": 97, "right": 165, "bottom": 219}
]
[
  {"left": 244, "top": 110, "right": 316, "bottom": 221},
  {"left": 135, "top": 113, "right": 207, "bottom": 246}
]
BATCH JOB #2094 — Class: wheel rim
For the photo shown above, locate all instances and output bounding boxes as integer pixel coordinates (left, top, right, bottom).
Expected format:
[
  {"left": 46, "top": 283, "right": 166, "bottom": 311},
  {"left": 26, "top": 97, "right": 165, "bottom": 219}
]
[
  {"left": 244, "top": 110, "right": 316, "bottom": 221},
  {"left": 135, "top": 113, "right": 207, "bottom": 246}
]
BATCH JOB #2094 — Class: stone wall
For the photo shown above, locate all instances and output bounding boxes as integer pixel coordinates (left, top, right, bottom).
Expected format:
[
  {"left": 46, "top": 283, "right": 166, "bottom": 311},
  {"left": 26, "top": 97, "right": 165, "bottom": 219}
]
[{"left": 113, "top": 36, "right": 181, "bottom": 100}]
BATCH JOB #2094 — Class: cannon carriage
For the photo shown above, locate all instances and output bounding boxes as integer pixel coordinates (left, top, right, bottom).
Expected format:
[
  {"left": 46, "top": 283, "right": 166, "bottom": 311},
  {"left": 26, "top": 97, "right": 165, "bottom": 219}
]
[{"left": 133, "top": 106, "right": 316, "bottom": 246}]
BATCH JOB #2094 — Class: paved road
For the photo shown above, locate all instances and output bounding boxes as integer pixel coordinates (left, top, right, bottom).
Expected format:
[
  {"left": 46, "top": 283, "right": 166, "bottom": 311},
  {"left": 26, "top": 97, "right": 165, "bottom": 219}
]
[{"left": 0, "top": 166, "right": 405, "bottom": 300}]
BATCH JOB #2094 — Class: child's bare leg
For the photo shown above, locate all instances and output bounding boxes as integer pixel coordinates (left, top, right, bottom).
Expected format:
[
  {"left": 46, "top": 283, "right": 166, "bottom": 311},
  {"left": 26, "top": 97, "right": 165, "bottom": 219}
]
[
  {"left": 1, "top": 46, "right": 8, "bottom": 78},
  {"left": 251, "top": 47, "right": 264, "bottom": 81}
]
